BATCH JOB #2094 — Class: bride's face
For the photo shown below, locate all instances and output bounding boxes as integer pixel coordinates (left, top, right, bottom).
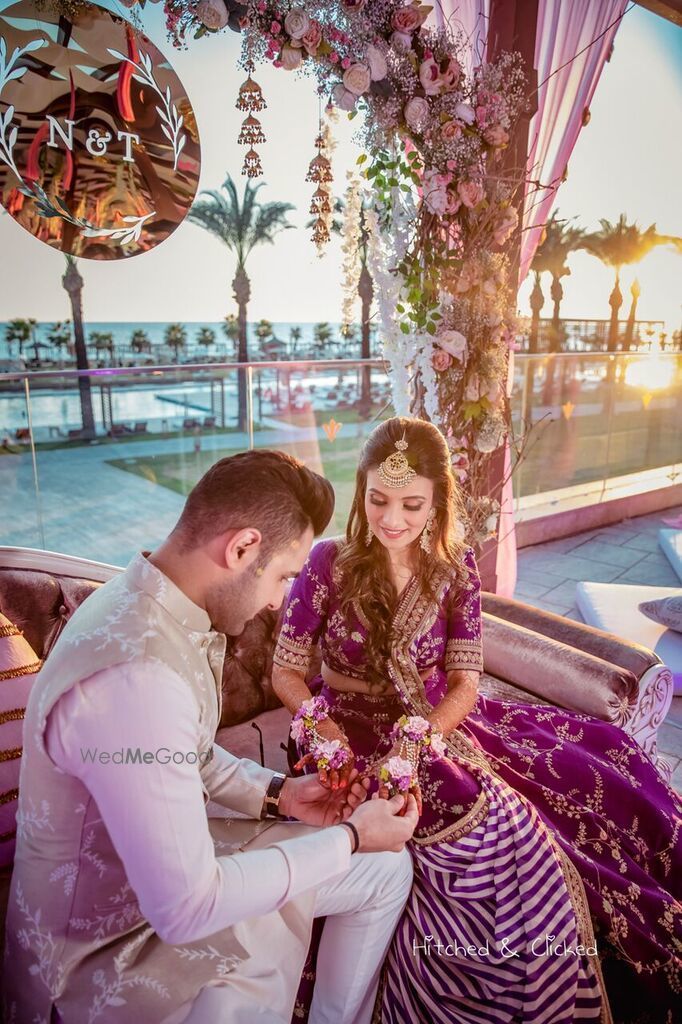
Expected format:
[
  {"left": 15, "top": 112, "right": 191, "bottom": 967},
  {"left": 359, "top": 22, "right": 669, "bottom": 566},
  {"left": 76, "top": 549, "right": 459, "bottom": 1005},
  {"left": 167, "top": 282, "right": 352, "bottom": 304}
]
[{"left": 365, "top": 468, "right": 434, "bottom": 552}]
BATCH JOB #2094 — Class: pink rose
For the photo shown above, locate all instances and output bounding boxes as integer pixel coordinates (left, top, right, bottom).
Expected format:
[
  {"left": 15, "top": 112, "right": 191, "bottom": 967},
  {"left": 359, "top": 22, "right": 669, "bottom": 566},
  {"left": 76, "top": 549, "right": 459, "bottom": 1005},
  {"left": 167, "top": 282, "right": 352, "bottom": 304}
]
[
  {"left": 270, "top": 19, "right": 281, "bottom": 35},
  {"left": 280, "top": 43, "right": 303, "bottom": 70},
  {"left": 444, "top": 191, "right": 462, "bottom": 215},
  {"left": 423, "top": 168, "right": 452, "bottom": 216},
  {"left": 366, "top": 43, "right": 388, "bottom": 81},
  {"left": 301, "top": 19, "right": 322, "bottom": 54},
  {"left": 457, "top": 180, "right": 485, "bottom": 208},
  {"left": 484, "top": 124, "right": 509, "bottom": 148},
  {"left": 284, "top": 7, "right": 310, "bottom": 40},
  {"left": 332, "top": 83, "right": 357, "bottom": 111},
  {"left": 441, "top": 119, "right": 462, "bottom": 141},
  {"left": 343, "top": 63, "right": 371, "bottom": 96},
  {"left": 436, "top": 330, "right": 467, "bottom": 360},
  {"left": 404, "top": 96, "right": 429, "bottom": 132},
  {"left": 432, "top": 348, "right": 453, "bottom": 372},
  {"left": 392, "top": 3, "right": 429, "bottom": 34},
  {"left": 419, "top": 56, "right": 441, "bottom": 96},
  {"left": 195, "top": 0, "right": 229, "bottom": 30},
  {"left": 390, "top": 30, "right": 413, "bottom": 53},
  {"left": 343, "top": 0, "right": 369, "bottom": 11}
]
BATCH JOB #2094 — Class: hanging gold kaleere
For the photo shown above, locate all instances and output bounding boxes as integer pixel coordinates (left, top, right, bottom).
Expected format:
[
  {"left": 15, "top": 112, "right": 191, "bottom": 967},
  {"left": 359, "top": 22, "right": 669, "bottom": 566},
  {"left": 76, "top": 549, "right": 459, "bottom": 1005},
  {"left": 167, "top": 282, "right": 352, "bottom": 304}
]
[
  {"left": 306, "top": 92, "right": 334, "bottom": 252},
  {"left": 236, "top": 59, "right": 266, "bottom": 178}
]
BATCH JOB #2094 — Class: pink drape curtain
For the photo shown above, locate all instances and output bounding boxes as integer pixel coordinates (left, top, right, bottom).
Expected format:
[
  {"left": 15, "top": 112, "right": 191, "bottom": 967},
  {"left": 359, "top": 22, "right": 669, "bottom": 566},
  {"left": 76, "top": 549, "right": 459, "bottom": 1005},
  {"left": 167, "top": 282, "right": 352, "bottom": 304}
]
[
  {"left": 430, "top": 0, "right": 627, "bottom": 596},
  {"left": 520, "top": 0, "right": 629, "bottom": 281}
]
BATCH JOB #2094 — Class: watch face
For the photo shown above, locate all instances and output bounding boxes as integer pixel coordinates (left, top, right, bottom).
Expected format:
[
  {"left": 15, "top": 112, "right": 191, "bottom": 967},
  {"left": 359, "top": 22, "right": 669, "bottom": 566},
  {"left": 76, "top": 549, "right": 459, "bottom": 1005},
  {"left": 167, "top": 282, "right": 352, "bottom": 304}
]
[{"left": 0, "top": 1, "right": 200, "bottom": 259}]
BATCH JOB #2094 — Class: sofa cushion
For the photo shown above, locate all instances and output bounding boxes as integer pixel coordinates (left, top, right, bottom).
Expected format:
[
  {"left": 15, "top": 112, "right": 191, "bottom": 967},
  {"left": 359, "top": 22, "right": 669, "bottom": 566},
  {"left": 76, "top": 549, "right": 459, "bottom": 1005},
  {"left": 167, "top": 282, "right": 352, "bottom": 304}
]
[
  {"left": 0, "top": 613, "right": 43, "bottom": 866},
  {"left": 482, "top": 614, "right": 638, "bottom": 722},
  {"left": 639, "top": 594, "right": 682, "bottom": 634},
  {"left": 0, "top": 567, "right": 101, "bottom": 660},
  {"left": 659, "top": 529, "right": 682, "bottom": 583}
]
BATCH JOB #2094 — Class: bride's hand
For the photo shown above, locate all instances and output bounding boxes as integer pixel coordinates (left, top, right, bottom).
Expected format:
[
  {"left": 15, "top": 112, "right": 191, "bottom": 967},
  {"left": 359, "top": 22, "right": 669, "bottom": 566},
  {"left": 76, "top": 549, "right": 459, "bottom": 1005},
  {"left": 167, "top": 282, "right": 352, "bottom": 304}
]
[
  {"left": 294, "top": 716, "right": 355, "bottom": 790},
  {"left": 373, "top": 741, "right": 424, "bottom": 818}
]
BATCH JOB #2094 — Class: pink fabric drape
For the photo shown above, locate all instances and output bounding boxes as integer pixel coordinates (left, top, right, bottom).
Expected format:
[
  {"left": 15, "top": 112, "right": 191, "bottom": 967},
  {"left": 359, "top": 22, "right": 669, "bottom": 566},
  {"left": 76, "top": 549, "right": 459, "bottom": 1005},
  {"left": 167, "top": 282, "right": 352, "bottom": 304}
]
[
  {"left": 520, "top": 0, "right": 628, "bottom": 281},
  {"left": 430, "top": 0, "right": 627, "bottom": 596}
]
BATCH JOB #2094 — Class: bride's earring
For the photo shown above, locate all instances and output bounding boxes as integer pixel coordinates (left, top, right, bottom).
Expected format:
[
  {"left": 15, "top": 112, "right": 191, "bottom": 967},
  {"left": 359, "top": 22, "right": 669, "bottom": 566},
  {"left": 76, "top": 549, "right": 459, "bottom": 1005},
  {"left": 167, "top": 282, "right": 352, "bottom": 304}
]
[
  {"left": 420, "top": 508, "right": 437, "bottom": 553},
  {"left": 365, "top": 523, "right": 373, "bottom": 547}
]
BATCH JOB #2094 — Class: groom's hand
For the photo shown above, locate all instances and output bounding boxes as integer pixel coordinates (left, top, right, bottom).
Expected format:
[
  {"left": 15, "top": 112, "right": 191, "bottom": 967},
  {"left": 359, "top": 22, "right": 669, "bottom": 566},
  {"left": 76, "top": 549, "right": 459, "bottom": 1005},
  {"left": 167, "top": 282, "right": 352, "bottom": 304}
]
[{"left": 279, "top": 769, "right": 370, "bottom": 827}]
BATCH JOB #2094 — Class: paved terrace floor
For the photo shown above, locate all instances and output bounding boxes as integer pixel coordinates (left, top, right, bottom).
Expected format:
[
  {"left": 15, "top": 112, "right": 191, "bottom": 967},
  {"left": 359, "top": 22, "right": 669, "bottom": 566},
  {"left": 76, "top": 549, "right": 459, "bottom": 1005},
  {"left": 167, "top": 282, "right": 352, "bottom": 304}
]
[{"left": 516, "top": 505, "right": 682, "bottom": 791}]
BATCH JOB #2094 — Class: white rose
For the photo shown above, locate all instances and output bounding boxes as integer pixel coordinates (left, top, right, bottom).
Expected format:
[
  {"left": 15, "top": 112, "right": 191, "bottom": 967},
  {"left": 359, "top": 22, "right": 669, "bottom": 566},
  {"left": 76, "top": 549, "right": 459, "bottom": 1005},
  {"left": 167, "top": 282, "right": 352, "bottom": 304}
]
[
  {"left": 195, "top": 0, "right": 228, "bottom": 31},
  {"left": 280, "top": 43, "right": 303, "bottom": 71},
  {"left": 391, "top": 30, "right": 413, "bottom": 54},
  {"left": 284, "top": 7, "right": 311, "bottom": 40},
  {"left": 366, "top": 44, "right": 388, "bottom": 81},
  {"left": 436, "top": 330, "right": 467, "bottom": 360},
  {"left": 332, "top": 83, "right": 358, "bottom": 112},
  {"left": 404, "top": 95, "right": 429, "bottom": 131},
  {"left": 343, "top": 63, "right": 371, "bottom": 96},
  {"left": 454, "top": 102, "right": 476, "bottom": 125}
]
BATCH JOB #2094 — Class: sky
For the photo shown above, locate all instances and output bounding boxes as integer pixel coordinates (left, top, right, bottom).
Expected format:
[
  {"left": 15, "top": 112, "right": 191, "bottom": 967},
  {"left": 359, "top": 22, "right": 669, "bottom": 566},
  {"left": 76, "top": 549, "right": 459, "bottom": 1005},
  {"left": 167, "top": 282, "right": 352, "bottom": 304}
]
[{"left": 0, "top": 0, "right": 680, "bottom": 331}]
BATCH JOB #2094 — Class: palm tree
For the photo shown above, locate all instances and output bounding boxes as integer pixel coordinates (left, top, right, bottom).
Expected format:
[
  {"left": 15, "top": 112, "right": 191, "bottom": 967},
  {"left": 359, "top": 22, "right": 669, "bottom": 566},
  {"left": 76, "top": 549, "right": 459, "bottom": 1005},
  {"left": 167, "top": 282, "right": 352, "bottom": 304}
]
[
  {"left": 583, "top": 215, "right": 682, "bottom": 351},
  {"left": 223, "top": 314, "right": 239, "bottom": 357},
  {"left": 164, "top": 323, "right": 187, "bottom": 363},
  {"left": 91, "top": 331, "right": 116, "bottom": 364},
  {"left": 197, "top": 326, "right": 216, "bottom": 353},
  {"left": 130, "top": 329, "right": 152, "bottom": 356},
  {"left": 255, "top": 319, "right": 274, "bottom": 354},
  {"left": 313, "top": 322, "right": 333, "bottom": 357},
  {"left": 187, "top": 175, "right": 295, "bottom": 430},
  {"left": 4, "top": 318, "right": 32, "bottom": 359},
  {"left": 62, "top": 256, "right": 96, "bottom": 439},
  {"left": 530, "top": 211, "right": 586, "bottom": 353},
  {"left": 311, "top": 196, "right": 375, "bottom": 414},
  {"left": 47, "top": 321, "right": 72, "bottom": 363},
  {"left": 289, "top": 325, "right": 303, "bottom": 358}
]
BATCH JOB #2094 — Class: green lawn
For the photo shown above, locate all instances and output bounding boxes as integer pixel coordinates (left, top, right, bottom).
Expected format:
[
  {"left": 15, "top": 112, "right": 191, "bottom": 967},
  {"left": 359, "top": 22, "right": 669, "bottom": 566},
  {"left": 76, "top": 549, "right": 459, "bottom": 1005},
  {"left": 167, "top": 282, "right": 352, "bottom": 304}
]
[{"left": 108, "top": 434, "right": 363, "bottom": 534}]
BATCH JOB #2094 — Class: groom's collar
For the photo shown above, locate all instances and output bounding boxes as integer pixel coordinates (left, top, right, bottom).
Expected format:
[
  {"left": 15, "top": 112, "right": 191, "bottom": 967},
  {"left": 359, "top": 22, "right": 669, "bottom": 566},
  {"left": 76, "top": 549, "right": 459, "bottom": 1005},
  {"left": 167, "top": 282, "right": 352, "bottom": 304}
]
[{"left": 125, "top": 552, "right": 212, "bottom": 633}]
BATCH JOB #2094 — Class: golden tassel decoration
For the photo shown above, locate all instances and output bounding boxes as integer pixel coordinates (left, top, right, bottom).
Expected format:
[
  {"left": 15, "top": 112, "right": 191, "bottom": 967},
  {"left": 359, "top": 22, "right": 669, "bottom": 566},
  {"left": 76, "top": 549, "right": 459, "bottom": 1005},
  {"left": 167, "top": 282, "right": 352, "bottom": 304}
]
[{"left": 237, "top": 60, "right": 266, "bottom": 178}]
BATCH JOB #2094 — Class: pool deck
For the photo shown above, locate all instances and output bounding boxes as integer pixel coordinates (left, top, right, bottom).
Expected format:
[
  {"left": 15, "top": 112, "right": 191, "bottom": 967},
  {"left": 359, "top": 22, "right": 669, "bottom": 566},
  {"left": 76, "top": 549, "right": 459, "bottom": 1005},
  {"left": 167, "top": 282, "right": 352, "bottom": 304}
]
[{"left": 516, "top": 505, "right": 682, "bottom": 791}]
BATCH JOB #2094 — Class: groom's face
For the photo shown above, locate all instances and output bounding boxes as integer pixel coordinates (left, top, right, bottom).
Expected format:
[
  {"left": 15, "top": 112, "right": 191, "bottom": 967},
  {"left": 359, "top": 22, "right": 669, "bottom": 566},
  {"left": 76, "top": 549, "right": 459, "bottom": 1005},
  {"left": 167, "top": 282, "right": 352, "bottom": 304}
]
[{"left": 207, "top": 524, "right": 315, "bottom": 635}]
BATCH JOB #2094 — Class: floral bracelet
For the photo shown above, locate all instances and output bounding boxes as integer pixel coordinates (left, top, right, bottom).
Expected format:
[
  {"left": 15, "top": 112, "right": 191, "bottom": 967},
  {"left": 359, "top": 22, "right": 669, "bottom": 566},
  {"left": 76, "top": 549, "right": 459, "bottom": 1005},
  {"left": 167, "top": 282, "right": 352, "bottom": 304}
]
[
  {"left": 390, "top": 714, "right": 448, "bottom": 763},
  {"left": 290, "top": 695, "right": 352, "bottom": 773},
  {"left": 379, "top": 715, "right": 447, "bottom": 798}
]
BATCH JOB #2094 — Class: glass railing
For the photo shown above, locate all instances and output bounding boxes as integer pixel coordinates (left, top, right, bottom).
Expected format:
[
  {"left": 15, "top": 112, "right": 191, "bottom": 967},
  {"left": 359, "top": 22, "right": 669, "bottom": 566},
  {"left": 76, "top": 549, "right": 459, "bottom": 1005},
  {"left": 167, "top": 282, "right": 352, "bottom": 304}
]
[{"left": 1, "top": 352, "right": 680, "bottom": 564}]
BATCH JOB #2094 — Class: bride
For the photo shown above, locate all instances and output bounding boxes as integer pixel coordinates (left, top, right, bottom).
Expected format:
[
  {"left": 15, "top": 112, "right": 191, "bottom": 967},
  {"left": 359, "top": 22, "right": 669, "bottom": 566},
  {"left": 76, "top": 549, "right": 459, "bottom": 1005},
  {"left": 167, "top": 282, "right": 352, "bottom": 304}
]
[{"left": 272, "top": 416, "right": 680, "bottom": 1024}]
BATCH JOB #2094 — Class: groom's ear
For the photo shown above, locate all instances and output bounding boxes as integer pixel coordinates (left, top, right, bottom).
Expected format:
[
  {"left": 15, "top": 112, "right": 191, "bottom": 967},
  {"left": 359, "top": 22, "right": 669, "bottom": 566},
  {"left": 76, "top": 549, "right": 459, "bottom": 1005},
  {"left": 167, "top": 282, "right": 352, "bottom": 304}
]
[{"left": 223, "top": 528, "right": 263, "bottom": 571}]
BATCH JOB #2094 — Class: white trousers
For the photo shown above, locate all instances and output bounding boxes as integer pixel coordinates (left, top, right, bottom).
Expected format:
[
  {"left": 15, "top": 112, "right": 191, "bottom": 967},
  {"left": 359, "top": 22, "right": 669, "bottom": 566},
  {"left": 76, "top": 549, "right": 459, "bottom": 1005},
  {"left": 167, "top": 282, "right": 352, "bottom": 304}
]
[{"left": 180, "top": 846, "right": 413, "bottom": 1024}]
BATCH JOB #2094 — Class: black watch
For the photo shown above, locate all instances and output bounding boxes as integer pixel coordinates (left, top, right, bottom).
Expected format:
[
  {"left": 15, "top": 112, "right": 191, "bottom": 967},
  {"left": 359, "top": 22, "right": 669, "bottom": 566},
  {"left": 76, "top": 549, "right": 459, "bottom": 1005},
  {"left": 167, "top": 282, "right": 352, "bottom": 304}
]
[{"left": 260, "top": 772, "right": 287, "bottom": 820}]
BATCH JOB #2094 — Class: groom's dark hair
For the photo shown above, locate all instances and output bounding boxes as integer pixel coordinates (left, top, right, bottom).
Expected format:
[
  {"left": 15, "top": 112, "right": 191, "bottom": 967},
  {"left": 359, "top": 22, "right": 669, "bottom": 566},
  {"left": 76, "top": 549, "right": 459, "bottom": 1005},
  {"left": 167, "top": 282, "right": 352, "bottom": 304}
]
[{"left": 174, "top": 450, "right": 334, "bottom": 558}]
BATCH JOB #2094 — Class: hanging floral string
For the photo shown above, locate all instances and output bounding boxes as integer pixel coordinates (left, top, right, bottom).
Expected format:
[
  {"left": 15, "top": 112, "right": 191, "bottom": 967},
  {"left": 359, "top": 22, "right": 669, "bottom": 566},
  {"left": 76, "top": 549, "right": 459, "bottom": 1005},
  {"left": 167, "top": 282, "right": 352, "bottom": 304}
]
[{"left": 340, "top": 171, "right": 362, "bottom": 330}]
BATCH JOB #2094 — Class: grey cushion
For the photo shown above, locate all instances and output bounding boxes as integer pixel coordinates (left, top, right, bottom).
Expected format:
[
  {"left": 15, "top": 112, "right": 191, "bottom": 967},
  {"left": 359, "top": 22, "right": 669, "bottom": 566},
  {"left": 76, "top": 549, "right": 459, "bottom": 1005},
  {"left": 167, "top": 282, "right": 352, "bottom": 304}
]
[{"left": 639, "top": 594, "right": 682, "bottom": 634}]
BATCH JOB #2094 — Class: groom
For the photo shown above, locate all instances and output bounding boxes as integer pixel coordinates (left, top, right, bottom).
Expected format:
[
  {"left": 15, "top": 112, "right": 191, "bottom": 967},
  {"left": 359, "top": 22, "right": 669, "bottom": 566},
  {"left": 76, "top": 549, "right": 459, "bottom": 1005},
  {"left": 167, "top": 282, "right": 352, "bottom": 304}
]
[{"left": 4, "top": 450, "right": 418, "bottom": 1024}]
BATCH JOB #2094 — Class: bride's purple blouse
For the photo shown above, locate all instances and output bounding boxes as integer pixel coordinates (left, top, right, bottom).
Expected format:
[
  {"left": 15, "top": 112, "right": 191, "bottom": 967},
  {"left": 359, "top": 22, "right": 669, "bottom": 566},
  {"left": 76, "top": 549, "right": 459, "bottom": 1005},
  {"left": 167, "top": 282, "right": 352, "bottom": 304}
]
[{"left": 273, "top": 537, "right": 483, "bottom": 700}]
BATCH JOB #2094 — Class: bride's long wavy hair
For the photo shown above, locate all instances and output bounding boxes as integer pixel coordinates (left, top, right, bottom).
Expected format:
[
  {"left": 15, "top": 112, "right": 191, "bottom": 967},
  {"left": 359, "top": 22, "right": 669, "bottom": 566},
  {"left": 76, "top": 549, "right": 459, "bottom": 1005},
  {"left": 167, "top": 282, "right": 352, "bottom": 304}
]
[{"left": 335, "top": 417, "right": 470, "bottom": 686}]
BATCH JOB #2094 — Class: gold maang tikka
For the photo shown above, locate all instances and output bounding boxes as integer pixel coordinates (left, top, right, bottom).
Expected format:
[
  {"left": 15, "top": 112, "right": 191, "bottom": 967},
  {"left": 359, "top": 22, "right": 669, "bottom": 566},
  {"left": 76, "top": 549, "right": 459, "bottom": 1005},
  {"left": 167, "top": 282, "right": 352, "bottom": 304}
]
[{"left": 377, "top": 432, "right": 417, "bottom": 489}]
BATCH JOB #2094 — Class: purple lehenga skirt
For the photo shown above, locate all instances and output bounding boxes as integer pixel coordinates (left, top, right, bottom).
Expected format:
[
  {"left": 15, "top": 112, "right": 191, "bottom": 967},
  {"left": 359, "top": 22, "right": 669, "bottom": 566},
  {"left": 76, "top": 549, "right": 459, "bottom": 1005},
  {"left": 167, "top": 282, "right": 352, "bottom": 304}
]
[{"left": 291, "top": 684, "right": 682, "bottom": 1024}]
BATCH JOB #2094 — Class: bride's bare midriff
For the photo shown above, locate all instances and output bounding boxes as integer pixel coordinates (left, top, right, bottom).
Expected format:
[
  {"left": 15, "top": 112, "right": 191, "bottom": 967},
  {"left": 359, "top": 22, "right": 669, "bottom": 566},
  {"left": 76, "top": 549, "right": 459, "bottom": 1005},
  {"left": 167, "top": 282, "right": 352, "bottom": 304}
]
[{"left": 321, "top": 661, "right": 434, "bottom": 696}]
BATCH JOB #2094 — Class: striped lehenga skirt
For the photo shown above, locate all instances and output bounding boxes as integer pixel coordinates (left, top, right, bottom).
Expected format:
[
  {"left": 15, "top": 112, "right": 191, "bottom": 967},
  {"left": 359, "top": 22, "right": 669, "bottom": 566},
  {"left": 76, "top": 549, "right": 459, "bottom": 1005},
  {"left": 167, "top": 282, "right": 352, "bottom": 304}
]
[{"left": 292, "top": 684, "right": 682, "bottom": 1024}]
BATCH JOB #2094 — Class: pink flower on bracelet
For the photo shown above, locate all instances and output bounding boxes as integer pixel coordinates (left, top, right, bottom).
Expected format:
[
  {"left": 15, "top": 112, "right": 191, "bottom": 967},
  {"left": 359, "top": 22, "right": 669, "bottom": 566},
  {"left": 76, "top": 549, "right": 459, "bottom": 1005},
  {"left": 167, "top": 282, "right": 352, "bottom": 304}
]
[
  {"left": 379, "top": 756, "right": 415, "bottom": 794},
  {"left": 311, "top": 738, "right": 351, "bottom": 772}
]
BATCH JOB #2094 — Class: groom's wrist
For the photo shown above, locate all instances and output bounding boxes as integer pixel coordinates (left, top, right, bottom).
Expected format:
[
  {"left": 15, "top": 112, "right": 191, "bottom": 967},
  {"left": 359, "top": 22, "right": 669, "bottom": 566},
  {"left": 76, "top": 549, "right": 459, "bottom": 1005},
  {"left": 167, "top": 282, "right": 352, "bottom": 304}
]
[{"left": 260, "top": 772, "right": 288, "bottom": 819}]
